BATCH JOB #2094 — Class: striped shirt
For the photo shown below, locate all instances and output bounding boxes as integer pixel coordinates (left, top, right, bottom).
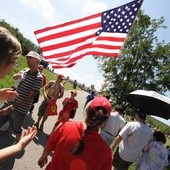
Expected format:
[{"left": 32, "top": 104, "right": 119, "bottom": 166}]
[{"left": 13, "top": 70, "right": 43, "bottom": 113}]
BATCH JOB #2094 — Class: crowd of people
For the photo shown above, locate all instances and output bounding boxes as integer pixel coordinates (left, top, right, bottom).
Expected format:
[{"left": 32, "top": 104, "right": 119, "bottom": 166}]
[{"left": 0, "top": 26, "right": 169, "bottom": 170}]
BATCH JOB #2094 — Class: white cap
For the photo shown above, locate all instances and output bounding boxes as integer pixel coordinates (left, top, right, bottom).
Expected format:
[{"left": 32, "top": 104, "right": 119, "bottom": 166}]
[{"left": 26, "top": 51, "right": 41, "bottom": 62}]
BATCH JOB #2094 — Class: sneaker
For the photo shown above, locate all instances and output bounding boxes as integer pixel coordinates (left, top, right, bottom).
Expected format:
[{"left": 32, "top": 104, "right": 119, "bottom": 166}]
[
  {"left": 34, "top": 122, "right": 39, "bottom": 128},
  {"left": 39, "top": 124, "right": 44, "bottom": 131}
]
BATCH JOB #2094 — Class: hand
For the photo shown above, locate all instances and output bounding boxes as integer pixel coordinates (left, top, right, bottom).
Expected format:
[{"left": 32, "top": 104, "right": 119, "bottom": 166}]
[
  {"left": 38, "top": 156, "right": 48, "bottom": 168},
  {"left": 0, "top": 88, "right": 18, "bottom": 101},
  {"left": 0, "top": 105, "right": 12, "bottom": 116},
  {"left": 17, "top": 126, "right": 37, "bottom": 150},
  {"left": 44, "top": 96, "right": 50, "bottom": 102}
]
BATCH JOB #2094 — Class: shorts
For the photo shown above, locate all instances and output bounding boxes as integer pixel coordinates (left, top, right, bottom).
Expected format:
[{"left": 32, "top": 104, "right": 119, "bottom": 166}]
[
  {"left": 9, "top": 110, "right": 27, "bottom": 135},
  {"left": 58, "top": 110, "right": 70, "bottom": 122},
  {"left": 38, "top": 99, "right": 49, "bottom": 117},
  {"left": 112, "top": 147, "right": 132, "bottom": 170}
]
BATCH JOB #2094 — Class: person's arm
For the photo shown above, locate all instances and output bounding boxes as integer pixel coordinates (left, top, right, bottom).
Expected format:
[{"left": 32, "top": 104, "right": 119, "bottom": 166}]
[
  {"left": 13, "top": 74, "right": 22, "bottom": 80},
  {"left": 0, "top": 126, "right": 37, "bottom": 163},
  {"left": 0, "top": 88, "right": 18, "bottom": 100},
  {"left": 0, "top": 90, "right": 38, "bottom": 116},
  {"left": 111, "top": 135, "right": 122, "bottom": 152},
  {"left": 38, "top": 147, "right": 51, "bottom": 168},
  {"left": 42, "top": 82, "right": 52, "bottom": 101}
]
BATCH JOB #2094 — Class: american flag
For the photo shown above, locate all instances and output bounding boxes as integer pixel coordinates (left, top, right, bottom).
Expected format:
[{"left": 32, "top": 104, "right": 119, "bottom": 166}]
[{"left": 34, "top": 0, "right": 143, "bottom": 69}]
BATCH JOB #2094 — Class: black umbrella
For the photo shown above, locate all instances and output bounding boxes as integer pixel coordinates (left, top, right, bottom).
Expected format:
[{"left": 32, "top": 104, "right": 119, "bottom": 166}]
[{"left": 126, "top": 90, "right": 170, "bottom": 120}]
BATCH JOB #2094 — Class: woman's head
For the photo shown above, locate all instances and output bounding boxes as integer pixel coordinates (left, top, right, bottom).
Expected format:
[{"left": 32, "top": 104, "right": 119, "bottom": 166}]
[
  {"left": 0, "top": 27, "right": 22, "bottom": 78},
  {"left": 71, "top": 96, "right": 111, "bottom": 155},
  {"left": 85, "top": 96, "right": 111, "bottom": 131},
  {"left": 153, "top": 131, "right": 166, "bottom": 144}
]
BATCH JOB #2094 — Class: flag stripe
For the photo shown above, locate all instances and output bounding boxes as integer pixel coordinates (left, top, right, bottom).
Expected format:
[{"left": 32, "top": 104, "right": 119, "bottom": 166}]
[
  {"left": 34, "top": 0, "right": 143, "bottom": 68},
  {"left": 34, "top": 13, "right": 101, "bottom": 35},
  {"left": 42, "top": 32, "right": 126, "bottom": 56},
  {"left": 37, "top": 22, "right": 101, "bottom": 43}
]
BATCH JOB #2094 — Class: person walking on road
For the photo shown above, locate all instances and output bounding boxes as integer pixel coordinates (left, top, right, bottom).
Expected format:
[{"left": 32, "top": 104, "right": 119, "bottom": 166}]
[
  {"left": 38, "top": 96, "right": 112, "bottom": 170},
  {"left": 135, "top": 130, "right": 169, "bottom": 170},
  {"left": 100, "top": 104, "right": 126, "bottom": 146},
  {"left": 29, "top": 64, "right": 47, "bottom": 113},
  {"left": 51, "top": 90, "right": 78, "bottom": 132},
  {"left": 0, "top": 51, "right": 43, "bottom": 142},
  {"left": 83, "top": 91, "right": 95, "bottom": 110},
  {"left": 34, "top": 74, "right": 65, "bottom": 131},
  {"left": 112, "top": 109, "right": 153, "bottom": 170}
]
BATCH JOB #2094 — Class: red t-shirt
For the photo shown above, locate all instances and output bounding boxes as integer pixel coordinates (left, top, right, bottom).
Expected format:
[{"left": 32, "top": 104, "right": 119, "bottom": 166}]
[
  {"left": 62, "top": 97, "right": 78, "bottom": 111},
  {"left": 59, "top": 98, "right": 78, "bottom": 120},
  {"left": 45, "top": 121, "right": 112, "bottom": 170}
]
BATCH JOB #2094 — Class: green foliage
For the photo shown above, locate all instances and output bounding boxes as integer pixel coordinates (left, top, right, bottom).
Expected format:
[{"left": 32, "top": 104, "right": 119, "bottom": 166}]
[
  {"left": 147, "top": 116, "right": 170, "bottom": 136},
  {"left": 97, "top": 10, "right": 170, "bottom": 104},
  {"left": 0, "top": 19, "right": 39, "bottom": 56}
]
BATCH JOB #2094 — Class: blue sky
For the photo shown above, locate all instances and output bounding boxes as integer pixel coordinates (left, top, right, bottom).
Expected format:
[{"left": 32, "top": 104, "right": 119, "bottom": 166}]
[{"left": 0, "top": 0, "right": 170, "bottom": 124}]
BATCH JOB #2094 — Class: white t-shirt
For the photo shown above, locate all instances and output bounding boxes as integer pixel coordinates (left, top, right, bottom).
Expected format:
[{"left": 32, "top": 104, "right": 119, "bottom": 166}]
[
  {"left": 101, "top": 111, "right": 125, "bottom": 137},
  {"left": 118, "top": 121, "right": 153, "bottom": 162}
]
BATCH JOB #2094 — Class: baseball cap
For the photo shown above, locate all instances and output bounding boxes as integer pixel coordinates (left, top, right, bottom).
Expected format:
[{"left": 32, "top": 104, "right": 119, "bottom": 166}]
[
  {"left": 26, "top": 51, "right": 41, "bottom": 62},
  {"left": 58, "top": 74, "right": 65, "bottom": 80},
  {"left": 89, "top": 96, "right": 111, "bottom": 115}
]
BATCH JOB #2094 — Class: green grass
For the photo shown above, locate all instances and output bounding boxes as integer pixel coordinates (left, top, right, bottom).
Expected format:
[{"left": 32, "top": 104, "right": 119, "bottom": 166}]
[{"left": 0, "top": 56, "right": 72, "bottom": 90}]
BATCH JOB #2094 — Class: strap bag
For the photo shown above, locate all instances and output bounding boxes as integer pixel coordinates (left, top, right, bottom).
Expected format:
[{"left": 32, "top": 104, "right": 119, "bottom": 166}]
[{"left": 47, "top": 99, "right": 57, "bottom": 116}]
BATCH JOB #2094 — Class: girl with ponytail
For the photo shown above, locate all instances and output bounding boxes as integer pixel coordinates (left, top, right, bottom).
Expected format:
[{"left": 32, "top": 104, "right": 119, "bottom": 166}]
[{"left": 38, "top": 96, "right": 112, "bottom": 170}]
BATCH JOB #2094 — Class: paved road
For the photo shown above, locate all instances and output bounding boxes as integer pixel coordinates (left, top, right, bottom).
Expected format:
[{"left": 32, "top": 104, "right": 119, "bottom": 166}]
[{"left": 0, "top": 90, "right": 88, "bottom": 170}]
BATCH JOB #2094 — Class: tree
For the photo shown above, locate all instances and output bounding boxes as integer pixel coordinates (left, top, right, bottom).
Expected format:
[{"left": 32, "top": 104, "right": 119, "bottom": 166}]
[
  {"left": 0, "top": 19, "right": 38, "bottom": 55},
  {"left": 97, "top": 10, "right": 170, "bottom": 105}
]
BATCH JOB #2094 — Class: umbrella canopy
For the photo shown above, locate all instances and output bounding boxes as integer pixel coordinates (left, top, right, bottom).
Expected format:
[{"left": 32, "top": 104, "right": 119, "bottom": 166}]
[{"left": 126, "top": 90, "right": 170, "bottom": 120}]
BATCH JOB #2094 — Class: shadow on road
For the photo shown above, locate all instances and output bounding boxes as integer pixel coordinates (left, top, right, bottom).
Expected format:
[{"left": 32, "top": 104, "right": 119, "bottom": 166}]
[
  {"left": 0, "top": 111, "right": 49, "bottom": 170},
  {"left": 33, "top": 130, "right": 49, "bottom": 147}
]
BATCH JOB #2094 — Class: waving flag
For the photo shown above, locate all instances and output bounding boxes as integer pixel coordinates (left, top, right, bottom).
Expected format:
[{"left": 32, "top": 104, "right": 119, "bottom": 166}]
[{"left": 34, "top": 0, "right": 143, "bottom": 69}]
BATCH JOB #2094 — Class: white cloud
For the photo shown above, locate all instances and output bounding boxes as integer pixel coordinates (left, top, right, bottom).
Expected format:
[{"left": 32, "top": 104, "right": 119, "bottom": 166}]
[
  {"left": 84, "top": 0, "right": 107, "bottom": 14},
  {"left": 19, "top": 0, "right": 56, "bottom": 22}
]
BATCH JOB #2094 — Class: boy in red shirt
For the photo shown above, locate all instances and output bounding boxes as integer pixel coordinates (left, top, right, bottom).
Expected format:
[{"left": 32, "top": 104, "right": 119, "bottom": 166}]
[{"left": 52, "top": 90, "right": 78, "bottom": 132}]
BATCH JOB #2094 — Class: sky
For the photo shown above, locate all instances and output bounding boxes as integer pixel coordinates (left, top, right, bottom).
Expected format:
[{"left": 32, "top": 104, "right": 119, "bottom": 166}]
[{"left": 0, "top": 0, "right": 170, "bottom": 125}]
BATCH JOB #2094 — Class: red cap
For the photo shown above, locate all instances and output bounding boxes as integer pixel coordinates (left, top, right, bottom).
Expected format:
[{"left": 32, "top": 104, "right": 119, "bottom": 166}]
[
  {"left": 58, "top": 74, "right": 65, "bottom": 80},
  {"left": 90, "top": 96, "right": 111, "bottom": 115}
]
